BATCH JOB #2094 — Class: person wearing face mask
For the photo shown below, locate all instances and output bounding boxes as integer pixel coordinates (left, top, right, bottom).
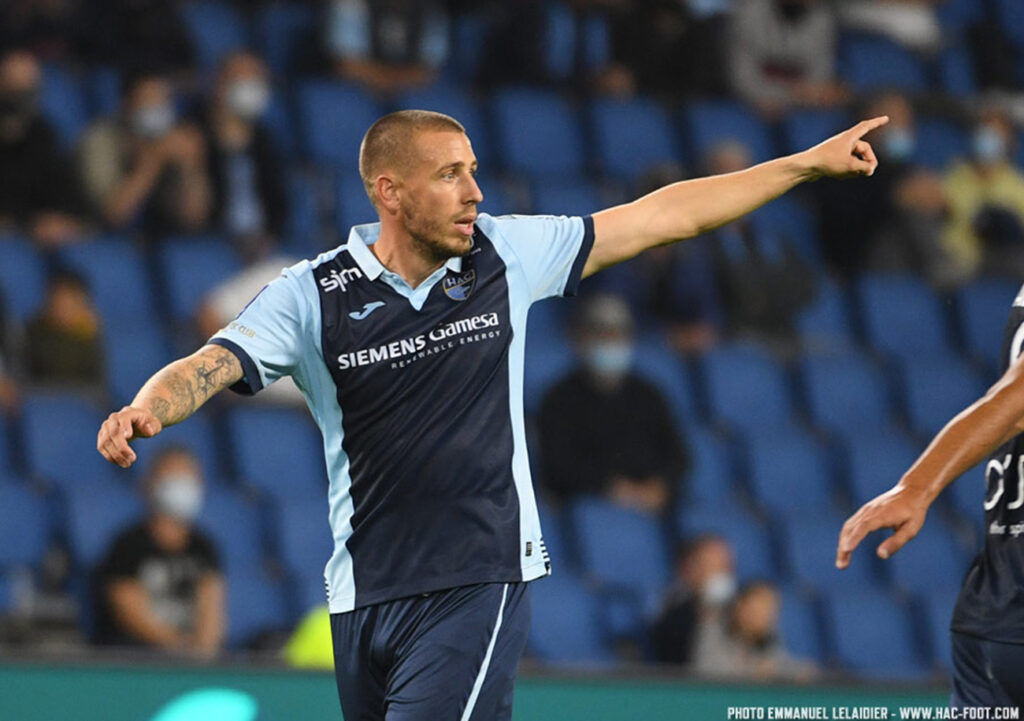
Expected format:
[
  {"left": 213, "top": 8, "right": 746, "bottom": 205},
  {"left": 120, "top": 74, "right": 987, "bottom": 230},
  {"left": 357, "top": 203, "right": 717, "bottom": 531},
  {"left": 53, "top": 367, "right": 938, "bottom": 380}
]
[
  {"left": 79, "top": 71, "right": 211, "bottom": 236},
  {"left": 202, "top": 52, "right": 287, "bottom": 255},
  {"left": 0, "top": 49, "right": 85, "bottom": 247},
  {"left": 537, "top": 294, "right": 688, "bottom": 514},
  {"left": 94, "top": 446, "right": 224, "bottom": 657},
  {"left": 941, "top": 107, "right": 1024, "bottom": 282},
  {"left": 25, "top": 268, "right": 104, "bottom": 387}
]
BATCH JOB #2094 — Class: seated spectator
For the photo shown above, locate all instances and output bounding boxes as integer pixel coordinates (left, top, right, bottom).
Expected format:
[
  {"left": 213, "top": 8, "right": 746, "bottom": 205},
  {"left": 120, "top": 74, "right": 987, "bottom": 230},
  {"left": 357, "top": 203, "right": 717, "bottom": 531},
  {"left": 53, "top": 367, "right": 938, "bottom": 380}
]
[
  {"left": 941, "top": 106, "right": 1024, "bottom": 281},
  {"left": 705, "top": 141, "right": 816, "bottom": 341},
  {"left": 537, "top": 294, "right": 688, "bottom": 515},
  {"left": 728, "top": 0, "right": 847, "bottom": 117},
  {"left": 651, "top": 534, "right": 737, "bottom": 666},
  {"left": 0, "top": 49, "right": 85, "bottom": 247},
  {"left": 79, "top": 71, "right": 211, "bottom": 237},
  {"left": 202, "top": 52, "right": 287, "bottom": 255},
  {"left": 25, "top": 269, "right": 103, "bottom": 387},
  {"left": 692, "top": 580, "right": 817, "bottom": 681},
  {"left": 325, "top": 0, "right": 448, "bottom": 96},
  {"left": 94, "top": 446, "right": 224, "bottom": 658}
]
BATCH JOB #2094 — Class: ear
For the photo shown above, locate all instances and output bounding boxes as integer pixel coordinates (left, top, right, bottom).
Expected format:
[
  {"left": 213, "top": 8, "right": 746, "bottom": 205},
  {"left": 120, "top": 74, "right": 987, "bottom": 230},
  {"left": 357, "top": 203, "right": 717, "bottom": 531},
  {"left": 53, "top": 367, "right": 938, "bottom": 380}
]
[{"left": 375, "top": 175, "right": 401, "bottom": 213}]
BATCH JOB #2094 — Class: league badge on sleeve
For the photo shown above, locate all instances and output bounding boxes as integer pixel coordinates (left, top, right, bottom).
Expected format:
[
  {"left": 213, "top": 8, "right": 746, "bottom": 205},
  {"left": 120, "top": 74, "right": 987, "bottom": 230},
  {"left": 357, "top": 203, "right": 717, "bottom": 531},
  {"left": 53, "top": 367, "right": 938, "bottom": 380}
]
[{"left": 443, "top": 269, "right": 476, "bottom": 301}]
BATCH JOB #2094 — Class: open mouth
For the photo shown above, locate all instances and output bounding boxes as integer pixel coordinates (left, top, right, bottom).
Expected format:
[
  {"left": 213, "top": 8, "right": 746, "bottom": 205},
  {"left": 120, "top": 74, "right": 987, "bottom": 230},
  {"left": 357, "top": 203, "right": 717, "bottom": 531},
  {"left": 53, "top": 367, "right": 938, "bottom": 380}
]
[{"left": 454, "top": 215, "right": 476, "bottom": 236}]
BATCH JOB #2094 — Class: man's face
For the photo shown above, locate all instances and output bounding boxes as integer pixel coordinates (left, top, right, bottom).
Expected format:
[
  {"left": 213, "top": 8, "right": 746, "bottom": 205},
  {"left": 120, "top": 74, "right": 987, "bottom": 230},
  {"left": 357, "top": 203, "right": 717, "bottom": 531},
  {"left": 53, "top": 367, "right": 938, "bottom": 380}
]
[{"left": 393, "top": 130, "right": 483, "bottom": 264}]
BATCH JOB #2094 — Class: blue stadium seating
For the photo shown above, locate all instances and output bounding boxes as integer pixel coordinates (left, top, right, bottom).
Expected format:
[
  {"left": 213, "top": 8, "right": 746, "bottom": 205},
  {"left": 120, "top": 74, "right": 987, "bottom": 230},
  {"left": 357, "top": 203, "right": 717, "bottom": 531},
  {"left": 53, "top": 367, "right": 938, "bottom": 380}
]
[
  {"left": 886, "top": 518, "right": 971, "bottom": 593},
  {"left": 64, "top": 480, "right": 142, "bottom": 569},
  {"left": 254, "top": 2, "right": 316, "bottom": 77},
  {"left": 335, "top": 173, "right": 377, "bottom": 233},
  {"left": 85, "top": 66, "right": 120, "bottom": 118},
  {"left": 936, "top": 0, "right": 984, "bottom": 33},
  {"left": 857, "top": 273, "right": 954, "bottom": 361},
  {"left": 992, "top": 0, "right": 1024, "bottom": 50},
  {"left": 797, "top": 277, "right": 855, "bottom": 348},
  {"left": 839, "top": 33, "right": 929, "bottom": 93},
  {"left": 530, "top": 178, "right": 602, "bottom": 218},
  {"left": 297, "top": 81, "right": 383, "bottom": 168},
  {"left": 528, "top": 572, "right": 616, "bottom": 666},
  {"left": 396, "top": 86, "right": 493, "bottom": 168},
  {"left": 21, "top": 392, "right": 119, "bottom": 491},
  {"left": 900, "top": 356, "right": 985, "bottom": 438},
  {"left": 282, "top": 171, "right": 321, "bottom": 255},
  {"left": 920, "top": 586, "right": 961, "bottom": 671},
  {"left": 158, "top": 236, "right": 243, "bottom": 323},
  {"left": 0, "top": 571, "right": 13, "bottom": 613},
  {"left": 274, "top": 495, "right": 334, "bottom": 583},
  {"left": 956, "top": 279, "right": 1020, "bottom": 373},
  {"left": 0, "top": 416, "right": 12, "bottom": 477},
  {"left": 748, "top": 195, "right": 821, "bottom": 263},
  {"left": 58, "top": 236, "right": 154, "bottom": 327},
  {"left": 292, "top": 571, "right": 329, "bottom": 618},
  {"left": 784, "top": 511, "right": 879, "bottom": 591},
  {"left": 701, "top": 344, "right": 794, "bottom": 435},
  {"left": 262, "top": 90, "right": 298, "bottom": 158},
  {"left": 800, "top": 350, "right": 893, "bottom": 438},
  {"left": 913, "top": 117, "right": 970, "bottom": 172},
  {"left": 537, "top": 499, "right": 569, "bottom": 570},
  {"left": 778, "top": 586, "right": 824, "bottom": 663},
  {"left": 683, "top": 100, "right": 776, "bottom": 164},
  {"left": 226, "top": 407, "right": 328, "bottom": 501},
  {"left": 224, "top": 569, "right": 289, "bottom": 648},
  {"left": 745, "top": 429, "right": 837, "bottom": 516},
  {"left": 844, "top": 432, "right": 922, "bottom": 505},
  {"left": 678, "top": 505, "right": 779, "bottom": 582},
  {"left": 823, "top": 587, "right": 929, "bottom": 681},
  {"left": 196, "top": 487, "right": 265, "bottom": 574},
  {"left": 132, "top": 410, "right": 224, "bottom": 485},
  {"left": 444, "top": 12, "right": 490, "bottom": 84},
  {"left": 945, "top": 469, "right": 986, "bottom": 523},
  {"left": 492, "top": 88, "right": 585, "bottom": 178},
  {"left": 0, "top": 483, "right": 49, "bottom": 568},
  {"left": 0, "top": 234, "right": 47, "bottom": 322},
  {"left": 40, "top": 64, "right": 88, "bottom": 149},
  {"left": 630, "top": 341, "right": 697, "bottom": 430},
  {"left": 589, "top": 96, "right": 680, "bottom": 182},
  {"left": 937, "top": 45, "right": 978, "bottom": 98},
  {"left": 179, "top": 1, "right": 251, "bottom": 74},
  {"left": 781, "top": 109, "right": 851, "bottom": 156},
  {"left": 684, "top": 426, "right": 736, "bottom": 506},
  {"left": 522, "top": 336, "right": 574, "bottom": 417}
]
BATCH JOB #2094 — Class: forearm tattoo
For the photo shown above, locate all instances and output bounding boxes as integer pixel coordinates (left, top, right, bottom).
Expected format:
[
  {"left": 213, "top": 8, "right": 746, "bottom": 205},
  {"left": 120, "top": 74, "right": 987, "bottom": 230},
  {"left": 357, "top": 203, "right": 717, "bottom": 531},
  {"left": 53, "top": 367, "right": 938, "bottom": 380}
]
[{"left": 140, "top": 346, "right": 242, "bottom": 426}]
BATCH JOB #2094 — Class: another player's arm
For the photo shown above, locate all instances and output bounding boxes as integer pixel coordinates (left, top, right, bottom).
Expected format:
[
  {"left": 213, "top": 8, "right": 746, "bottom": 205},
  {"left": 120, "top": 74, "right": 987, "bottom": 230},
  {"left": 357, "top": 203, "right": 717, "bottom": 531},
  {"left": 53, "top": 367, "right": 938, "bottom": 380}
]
[
  {"left": 585, "top": 116, "right": 889, "bottom": 278},
  {"left": 97, "top": 344, "right": 243, "bottom": 469},
  {"left": 836, "top": 353, "right": 1024, "bottom": 569}
]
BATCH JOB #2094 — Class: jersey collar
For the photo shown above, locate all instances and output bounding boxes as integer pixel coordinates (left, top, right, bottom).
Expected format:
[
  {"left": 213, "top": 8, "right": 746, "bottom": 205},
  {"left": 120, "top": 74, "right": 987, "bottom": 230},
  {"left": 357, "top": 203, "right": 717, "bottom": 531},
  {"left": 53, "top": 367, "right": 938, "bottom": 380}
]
[{"left": 346, "top": 223, "right": 464, "bottom": 281}]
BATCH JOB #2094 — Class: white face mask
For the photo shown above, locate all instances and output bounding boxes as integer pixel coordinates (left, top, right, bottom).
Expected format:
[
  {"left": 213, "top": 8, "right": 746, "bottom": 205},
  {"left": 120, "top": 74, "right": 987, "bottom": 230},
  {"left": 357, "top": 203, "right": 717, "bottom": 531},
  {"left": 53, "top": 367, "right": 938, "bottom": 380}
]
[
  {"left": 152, "top": 475, "right": 203, "bottom": 522},
  {"left": 133, "top": 103, "right": 176, "bottom": 139},
  {"left": 227, "top": 80, "right": 270, "bottom": 120},
  {"left": 702, "top": 572, "right": 737, "bottom": 606},
  {"left": 582, "top": 341, "right": 634, "bottom": 380}
]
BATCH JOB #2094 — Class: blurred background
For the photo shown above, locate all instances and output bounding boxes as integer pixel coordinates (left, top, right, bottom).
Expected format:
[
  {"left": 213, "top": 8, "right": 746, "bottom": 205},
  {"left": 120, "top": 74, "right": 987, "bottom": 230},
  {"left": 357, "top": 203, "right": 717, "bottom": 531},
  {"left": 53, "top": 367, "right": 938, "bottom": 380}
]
[{"left": 1, "top": 0, "right": 1024, "bottom": 717}]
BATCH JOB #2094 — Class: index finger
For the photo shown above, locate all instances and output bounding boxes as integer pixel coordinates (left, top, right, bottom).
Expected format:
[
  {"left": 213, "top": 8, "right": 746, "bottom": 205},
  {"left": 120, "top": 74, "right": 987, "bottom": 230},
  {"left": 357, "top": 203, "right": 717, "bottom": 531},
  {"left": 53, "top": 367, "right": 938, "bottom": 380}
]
[
  {"left": 835, "top": 511, "right": 883, "bottom": 569},
  {"left": 851, "top": 115, "right": 890, "bottom": 139}
]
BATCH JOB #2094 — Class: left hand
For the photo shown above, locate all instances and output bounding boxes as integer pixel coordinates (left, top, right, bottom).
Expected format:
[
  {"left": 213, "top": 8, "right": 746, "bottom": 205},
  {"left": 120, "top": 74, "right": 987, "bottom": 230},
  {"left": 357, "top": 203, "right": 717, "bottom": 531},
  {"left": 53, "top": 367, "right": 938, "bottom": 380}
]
[
  {"left": 835, "top": 482, "right": 931, "bottom": 570},
  {"left": 802, "top": 116, "right": 889, "bottom": 180}
]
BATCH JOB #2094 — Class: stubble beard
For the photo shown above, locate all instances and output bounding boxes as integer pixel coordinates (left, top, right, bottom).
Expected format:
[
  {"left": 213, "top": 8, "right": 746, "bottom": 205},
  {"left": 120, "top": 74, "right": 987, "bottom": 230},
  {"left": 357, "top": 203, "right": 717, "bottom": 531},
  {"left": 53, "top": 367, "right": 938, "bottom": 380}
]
[{"left": 403, "top": 205, "right": 472, "bottom": 266}]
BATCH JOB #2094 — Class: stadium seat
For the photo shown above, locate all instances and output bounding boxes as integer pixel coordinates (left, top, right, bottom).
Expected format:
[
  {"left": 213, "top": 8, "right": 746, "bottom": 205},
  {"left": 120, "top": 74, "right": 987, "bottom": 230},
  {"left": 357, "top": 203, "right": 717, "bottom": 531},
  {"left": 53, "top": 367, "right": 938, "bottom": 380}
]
[
  {"left": 522, "top": 336, "right": 574, "bottom": 417},
  {"left": 537, "top": 499, "right": 569, "bottom": 570},
  {"left": 224, "top": 569, "right": 289, "bottom": 648},
  {"left": 936, "top": 0, "right": 984, "bottom": 33},
  {"left": 992, "top": 0, "right": 1024, "bottom": 50},
  {"left": 196, "top": 487, "right": 265, "bottom": 574},
  {"left": 158, "top": 236, "right": 243, "bottom": 323},
  {"left": 0, "top": 415, "right": 12, "bottom": 477},
  {"left": 282, "top": 171, "right": 321, "bottom": 256},
  {"left": 227, "top": 407, "right": 328, "bottom": 501},
  {"left": 589, "top": 96, "right": 680, "bottom": 182},
  {"left": 274, "top": 495, "right": 334, "bottom": 583},
  {"left": 744, "top": 429, "right": 837, "bottom": 516},
  {"left": 528, "top": 572, "right": 616, "bottom": 666},
  {"left": 262, "top": 90, "right": 298, "bottom": 158},
  {"left": 179, "top": 1, "right": 251, "bottom": 74},
  {"left": 254, "top": 1, "right": 317, "bottom": 77},
  {"left": 631, "top": 342, "right": 697, "bottom": 432},
  {"left": 823, "top": 587, "right": 929, "bottom": 681},
  {"left": 887, "top": 518, "right": 971, "bottom": 593},
  {"left": 530, "top": 179, "right": 602, "bottom": 218},
  {"left": 0, "top": 571, "right": 13, "bottom": 613},
  {"left": 857, "top": 273, "right": 954, "bottom": 361},
  {"left": 678, "top": 504, "right": 779, "bottom": 581},
  {"left": 684, "top": 426, "right": 737, "bottom": 506},
  {"left": 58, "top": 236, "right": 154, "bottom": 326},
  {"left": 797, "top": 277, "right": 855, "bottom": 348},
  {"left": 40, "top": 63, "right": 88, "bottom": 149},
  {"left": 571, "top": 498, "right": 671, "bottom": 602},
  {"left": 748, "top": 195, "right": 821, "bottom": 263},
  {"left": 945, "top": 469, "right": 986, "bottom": 523},
  {"left": 700, "top": 343, "right": 794, "bottom": 435},
  {"left": 0, "top": 234, "right": 47, "bottom": 322},
  {"left": 781, "top": 109, "right": 851, "bottom": 156},
  {"left": 64, "top": 480, "right": 142, "bottom": 569},
  {"left": 0, "top": 483, "right": 49, "bottom": 568},
  {"left": 85, "top": 66, "right": 120, "bottom": 118},
  {"left": 912, "top": 117, "right": 970, "bottom": 172},
  {"left": 133, "top": 410, "right": 224, "bottom": 484},
  {"left": 900, "top": 356, "right": 985, "bottom": 438},
  {"left": 396, "top": 86, "right": 493, "bottom": 168},
  {"left": 921, "top": 586, "right": 961, "bottom": 671},
  {"left": 297, "top": 81, "right": 383, "bottom": 169},
  {"left": 956, "top": 279, "right": 1020, "bottom": 373},
  {"left": 839, "top": 33, "right": 929, "bottom": 93},
  {"left": 778, "top": 586, "right": 824, "bottom": 663},
  {"left": 21, "top": 392, "right": 119, "bottom": 491},
  {"left": 444, "top": 11, "right": 490, "bottom": 84},
  {"left": 800, "top": 350, "right": 893, "bottom": 438},
  {"left": 843, "top": 432, "right": 922, "bottom": 506},
  {"left": 292, "top": 571, "right": 329, "bottom": 618},
  {"left": 784, "top": 511, "right": 879, "bottom": 591},
  {"left": 335, "top": 173, "right": 377, "bottom": 233},
  {"left": 492, "top": 88, "right": 585, "bottom": 178},
  {"left": 937, "top": 45, "right": 978, "bottom": 98},
  {"left": 683, "top": 99, "right": 776, "bottom": 164}
]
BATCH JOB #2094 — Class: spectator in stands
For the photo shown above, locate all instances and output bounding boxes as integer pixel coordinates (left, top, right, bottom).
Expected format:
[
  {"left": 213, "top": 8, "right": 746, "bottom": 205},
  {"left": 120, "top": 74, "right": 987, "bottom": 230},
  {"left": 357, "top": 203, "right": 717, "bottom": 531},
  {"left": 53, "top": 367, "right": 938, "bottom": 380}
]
[
  {"left": 651, "top": 534, "right": 737, "bottom": 666},
  {"left": 79, "top": 0, "right": 194, "bottom": 78},
  {"left": 537, "top": 294, "right": 688, "bottom": 515},
  {"left": 838, "top": 0, "right": 942, "bottom": 55},
  {"left": 94, "top": 446, "right": 224, "bottom": 657},
  {"left": 25, "top": 269, "right": 103, "bottom": 387},
  {"left": 202, "top": 52, "right": 287, "bottom": 255},
  {"left": 79, "top": 71, "right": 211, "bottom": 237},
  {"left": 0, "top": 49, "right": 85, "bottom": 247},
  {"left": 705, "top": 141, "right": 816, "bottom": 341},
  {"left": 728, "top": 0, "right": 846, "bottom": 117},
  {"left": 324, "top": 0, "right": 449, "bottom": 96},
  {"left": 0, "top": 353, "right": 17, "bottom": 412},
  {"left": 692, "top": 580, "right": 817, "bottom": 681},
  {"left": 941, "top": 106, "right": 1024, "bottom": 282}
]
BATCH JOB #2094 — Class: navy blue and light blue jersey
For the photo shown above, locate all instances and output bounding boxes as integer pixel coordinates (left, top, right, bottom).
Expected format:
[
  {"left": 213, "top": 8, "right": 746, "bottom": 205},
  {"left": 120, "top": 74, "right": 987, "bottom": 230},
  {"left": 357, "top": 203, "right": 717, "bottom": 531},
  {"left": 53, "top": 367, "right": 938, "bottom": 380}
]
[{"left": 210, "top": 213, "right": 594, "bottom": 613}]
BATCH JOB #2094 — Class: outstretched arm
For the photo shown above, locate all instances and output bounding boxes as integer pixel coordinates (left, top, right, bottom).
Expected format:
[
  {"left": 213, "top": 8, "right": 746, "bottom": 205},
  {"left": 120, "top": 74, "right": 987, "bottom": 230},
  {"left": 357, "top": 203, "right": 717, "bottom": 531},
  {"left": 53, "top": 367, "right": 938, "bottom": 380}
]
[
  {"left": 584, "top": 116, "right": 889, "bottom": 278},
  {"left": 97, "top": 344, "right": 243, "bottom": 468},
  {"left": 836, "top": 352, "right": 1024, "bottom": 569}
]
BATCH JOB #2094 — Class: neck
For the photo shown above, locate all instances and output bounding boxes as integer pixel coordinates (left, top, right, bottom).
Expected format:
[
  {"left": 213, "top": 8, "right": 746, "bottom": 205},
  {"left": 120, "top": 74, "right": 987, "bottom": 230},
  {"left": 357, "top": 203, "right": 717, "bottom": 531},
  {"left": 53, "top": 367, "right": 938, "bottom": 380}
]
[
  {"left": 213, "top": 107, "right": 252, "bottom": 149},
  {"left": 373, "top": 220, "right": 447, "bottom": 288}
]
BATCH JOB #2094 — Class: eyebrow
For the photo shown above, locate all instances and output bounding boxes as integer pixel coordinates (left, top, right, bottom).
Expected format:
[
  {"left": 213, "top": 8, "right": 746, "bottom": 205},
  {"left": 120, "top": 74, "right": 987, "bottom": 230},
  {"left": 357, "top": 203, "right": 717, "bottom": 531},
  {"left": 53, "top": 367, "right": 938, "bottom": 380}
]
[{"left": 437, "top": 160, "right": 479, "bottom": 174}]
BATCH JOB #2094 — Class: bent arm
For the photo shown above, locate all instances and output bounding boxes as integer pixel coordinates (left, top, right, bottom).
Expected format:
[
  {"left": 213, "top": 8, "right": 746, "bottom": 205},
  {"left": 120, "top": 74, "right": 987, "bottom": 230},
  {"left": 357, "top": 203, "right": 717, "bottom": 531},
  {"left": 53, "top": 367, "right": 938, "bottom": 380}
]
[
  {"left": 108, "top": 579, "right": 184, "bottom": 648},
  {"left": 193, "top": 573, "right": 225, "bottom": 656},
  {"left": 133, "top": 344, "right": 243, "bottom": 428}
]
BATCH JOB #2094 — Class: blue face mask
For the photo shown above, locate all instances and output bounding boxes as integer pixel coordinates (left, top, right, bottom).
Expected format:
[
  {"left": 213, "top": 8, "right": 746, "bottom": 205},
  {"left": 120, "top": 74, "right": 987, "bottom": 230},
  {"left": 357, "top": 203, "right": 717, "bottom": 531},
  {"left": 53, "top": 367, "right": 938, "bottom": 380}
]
[
  {"left": 972, "top": 126, "right": 1007, "bottom": 165},
  {"left": 882, "top": 127, "right": 915, "bottom": 161},
  {"left": 583, "top": 342, "right": 633, "bottom": 380}
]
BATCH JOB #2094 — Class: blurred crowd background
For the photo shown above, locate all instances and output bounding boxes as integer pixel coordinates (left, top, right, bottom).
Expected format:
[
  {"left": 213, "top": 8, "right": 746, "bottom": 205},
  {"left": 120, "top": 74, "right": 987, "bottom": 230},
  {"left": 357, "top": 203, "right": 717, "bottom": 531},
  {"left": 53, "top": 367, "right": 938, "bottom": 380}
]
[{"left": 1, "top": 0, "right": 1024, "bottom": 686}]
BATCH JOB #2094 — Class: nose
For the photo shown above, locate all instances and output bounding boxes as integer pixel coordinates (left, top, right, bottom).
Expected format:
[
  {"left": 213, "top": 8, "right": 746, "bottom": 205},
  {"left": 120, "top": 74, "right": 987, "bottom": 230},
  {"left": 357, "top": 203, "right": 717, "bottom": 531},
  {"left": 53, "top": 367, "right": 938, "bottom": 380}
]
[{"left": 465, "top": 174, "right": 484, "bottom": 205}]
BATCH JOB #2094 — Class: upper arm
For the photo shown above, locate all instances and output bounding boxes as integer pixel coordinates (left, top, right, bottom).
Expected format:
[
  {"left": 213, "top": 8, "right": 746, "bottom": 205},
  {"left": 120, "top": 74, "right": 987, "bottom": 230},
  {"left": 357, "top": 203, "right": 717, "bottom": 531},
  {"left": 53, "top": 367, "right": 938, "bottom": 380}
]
[
  {"left": 587, "top": 196, "right": 696, "bottom": 278},
  {"left": 107, "top": 578, "right": 147, "bottom": 617}
]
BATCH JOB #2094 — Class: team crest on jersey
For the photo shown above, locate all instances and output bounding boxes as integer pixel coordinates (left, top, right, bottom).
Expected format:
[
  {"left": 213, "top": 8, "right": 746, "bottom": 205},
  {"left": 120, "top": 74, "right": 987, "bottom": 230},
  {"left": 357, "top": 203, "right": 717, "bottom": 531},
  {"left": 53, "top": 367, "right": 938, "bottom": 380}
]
[{"left": 443, "top": 269, "right": 476, "bottom": 301}]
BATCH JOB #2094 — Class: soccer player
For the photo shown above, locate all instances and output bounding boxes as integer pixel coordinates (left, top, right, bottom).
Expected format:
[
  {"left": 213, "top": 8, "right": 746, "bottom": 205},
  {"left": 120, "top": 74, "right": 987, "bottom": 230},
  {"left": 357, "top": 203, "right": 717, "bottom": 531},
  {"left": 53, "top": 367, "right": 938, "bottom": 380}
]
[
  {"left": 837, "top": 290, "right": 1024, "bottom": 707},
  {"left": 98, "top": 109, "right": 886, "bottom": 720}
]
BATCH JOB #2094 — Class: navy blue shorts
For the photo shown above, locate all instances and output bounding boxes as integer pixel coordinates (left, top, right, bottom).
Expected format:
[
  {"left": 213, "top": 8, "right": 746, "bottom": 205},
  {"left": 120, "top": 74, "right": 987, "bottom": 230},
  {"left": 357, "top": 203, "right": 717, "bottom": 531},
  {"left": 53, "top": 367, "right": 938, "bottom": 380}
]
[
  {"left": 951, "top": 631, "right": 1024, "bottom": 709},
  {"left": 330, "top": 582, "right": 530, "bottom": 721}
]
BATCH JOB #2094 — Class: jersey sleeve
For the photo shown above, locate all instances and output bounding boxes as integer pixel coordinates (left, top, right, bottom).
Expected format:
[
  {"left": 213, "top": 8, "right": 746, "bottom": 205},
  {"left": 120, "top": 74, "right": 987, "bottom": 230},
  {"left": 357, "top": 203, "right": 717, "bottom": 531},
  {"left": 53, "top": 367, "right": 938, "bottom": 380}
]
[
  {"left": 208, "top": 269, "right": 312, "bottom": 396},
  {"left": 486, "top": 214, "right": 595, "bottom": 302}
]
